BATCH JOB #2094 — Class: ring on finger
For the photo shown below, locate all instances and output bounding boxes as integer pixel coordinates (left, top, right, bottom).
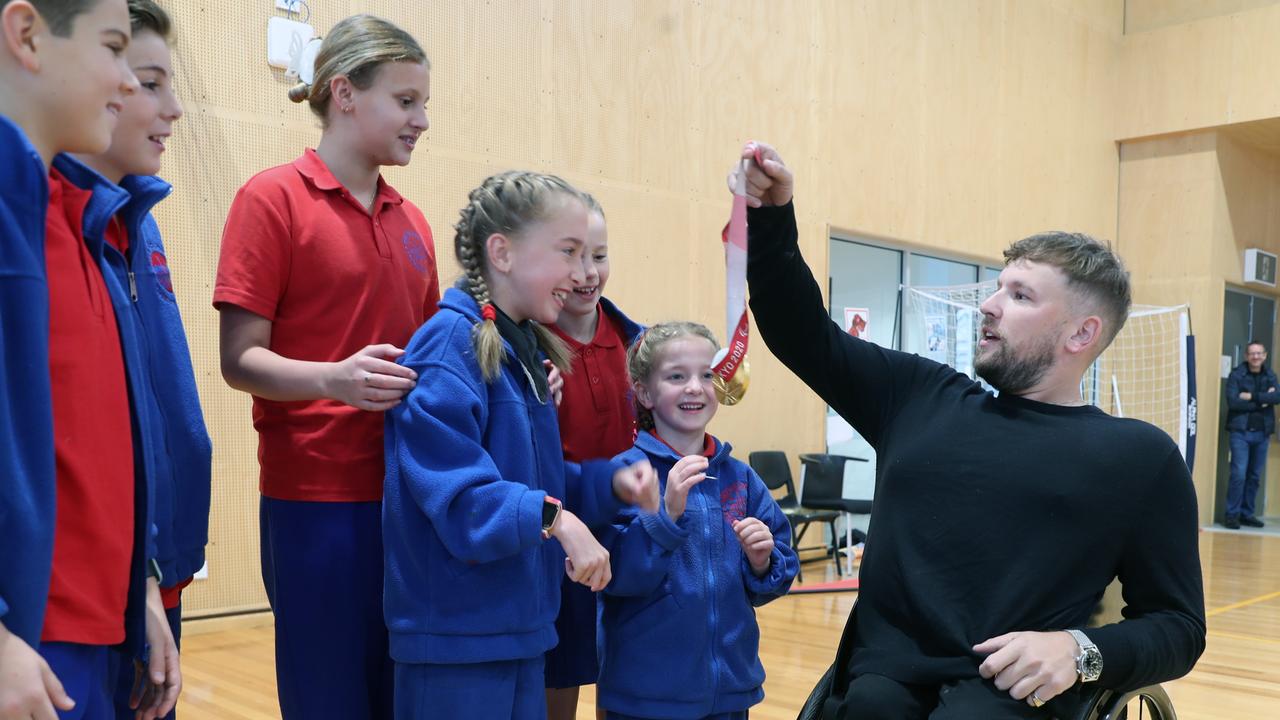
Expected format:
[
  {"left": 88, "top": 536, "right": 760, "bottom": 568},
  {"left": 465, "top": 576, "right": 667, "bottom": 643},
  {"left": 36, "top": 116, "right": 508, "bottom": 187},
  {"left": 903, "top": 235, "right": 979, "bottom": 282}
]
[{"left": 1027, "top": 691, "right": 1045, "bottom": 708}]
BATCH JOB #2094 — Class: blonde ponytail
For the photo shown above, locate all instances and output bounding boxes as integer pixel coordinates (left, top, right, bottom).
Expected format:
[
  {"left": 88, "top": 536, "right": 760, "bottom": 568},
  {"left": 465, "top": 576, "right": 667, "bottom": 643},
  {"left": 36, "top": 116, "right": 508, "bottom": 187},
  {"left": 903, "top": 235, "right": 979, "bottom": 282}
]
[{"left": 289, "top": 14, "right": 428, "bottom": 126}]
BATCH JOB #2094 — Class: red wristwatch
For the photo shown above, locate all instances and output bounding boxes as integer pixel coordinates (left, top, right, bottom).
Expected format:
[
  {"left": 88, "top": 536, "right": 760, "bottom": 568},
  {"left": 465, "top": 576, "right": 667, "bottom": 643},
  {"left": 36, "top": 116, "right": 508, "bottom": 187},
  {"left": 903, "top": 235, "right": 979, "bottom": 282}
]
[{"left": 541, "top": 496, "right": 562, "bottom": 540}]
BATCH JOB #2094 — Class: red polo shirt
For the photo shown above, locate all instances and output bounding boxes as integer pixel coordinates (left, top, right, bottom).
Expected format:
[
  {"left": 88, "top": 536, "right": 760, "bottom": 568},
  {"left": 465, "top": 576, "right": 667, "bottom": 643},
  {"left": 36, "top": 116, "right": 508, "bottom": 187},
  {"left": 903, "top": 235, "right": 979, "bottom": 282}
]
[
  {"left": 214, "top": 150, "right": 440, "bottom": 501},
  {"left": 42, "top": 169, "right": 134, "bottom": 645},
  {"left": 552, "top": 308, "right": 636, "bottom": 462},
  {"left": 651, "top": 431, "right": 717, "bottom": 459}
]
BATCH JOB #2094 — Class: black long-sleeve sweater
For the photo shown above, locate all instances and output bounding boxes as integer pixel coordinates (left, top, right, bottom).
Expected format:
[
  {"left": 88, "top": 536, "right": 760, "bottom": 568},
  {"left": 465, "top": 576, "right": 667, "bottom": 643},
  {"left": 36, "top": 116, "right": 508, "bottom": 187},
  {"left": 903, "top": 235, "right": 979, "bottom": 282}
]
[{"left": 746, "top": 202, "right": 1206, "bottom": 691}]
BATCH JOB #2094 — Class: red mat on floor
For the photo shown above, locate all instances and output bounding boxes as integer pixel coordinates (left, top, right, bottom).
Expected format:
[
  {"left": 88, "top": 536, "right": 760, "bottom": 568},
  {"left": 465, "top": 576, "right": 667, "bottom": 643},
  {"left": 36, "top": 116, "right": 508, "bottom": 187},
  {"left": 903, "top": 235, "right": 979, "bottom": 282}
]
[{"left": 790, "top": 577, "right": 860, "bottom": 594}]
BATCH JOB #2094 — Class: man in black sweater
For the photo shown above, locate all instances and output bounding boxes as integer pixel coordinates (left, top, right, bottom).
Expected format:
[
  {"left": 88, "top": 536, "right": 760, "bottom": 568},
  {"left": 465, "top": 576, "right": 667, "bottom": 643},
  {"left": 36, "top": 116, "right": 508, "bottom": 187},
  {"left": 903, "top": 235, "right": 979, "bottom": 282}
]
[{"left": 735, "top": 143, "right": 1205, "bottom": 719}]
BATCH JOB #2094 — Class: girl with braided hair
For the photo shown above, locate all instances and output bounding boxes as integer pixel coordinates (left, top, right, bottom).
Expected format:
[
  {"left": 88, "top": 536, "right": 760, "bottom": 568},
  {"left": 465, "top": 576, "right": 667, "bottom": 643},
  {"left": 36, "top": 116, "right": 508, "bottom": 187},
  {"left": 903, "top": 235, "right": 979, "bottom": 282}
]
[
  {"left": 383, "top": 170, "right": 658, "bottom": 719},
  {"left": 213, "top": 14, "right": 439, "bottom": 720}
]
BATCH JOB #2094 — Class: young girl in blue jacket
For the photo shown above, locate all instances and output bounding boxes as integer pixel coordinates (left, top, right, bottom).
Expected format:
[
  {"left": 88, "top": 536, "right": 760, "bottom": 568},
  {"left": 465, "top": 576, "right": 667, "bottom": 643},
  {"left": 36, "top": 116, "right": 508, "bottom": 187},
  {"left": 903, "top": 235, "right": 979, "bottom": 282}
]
[
  {"left": 598, "top": 321, "right": 799, "bottom": 720},
  {"left": 383, "top": 171, "right": 657, "bottom": 720}
]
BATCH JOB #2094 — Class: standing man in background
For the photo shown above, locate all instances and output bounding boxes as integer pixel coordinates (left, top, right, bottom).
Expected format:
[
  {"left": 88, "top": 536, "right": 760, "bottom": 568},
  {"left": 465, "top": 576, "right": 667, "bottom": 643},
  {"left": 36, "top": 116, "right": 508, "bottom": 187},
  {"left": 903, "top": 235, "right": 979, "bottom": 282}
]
[{"left": 1224, "top": 341, "right": 1276, "bottom": 529}]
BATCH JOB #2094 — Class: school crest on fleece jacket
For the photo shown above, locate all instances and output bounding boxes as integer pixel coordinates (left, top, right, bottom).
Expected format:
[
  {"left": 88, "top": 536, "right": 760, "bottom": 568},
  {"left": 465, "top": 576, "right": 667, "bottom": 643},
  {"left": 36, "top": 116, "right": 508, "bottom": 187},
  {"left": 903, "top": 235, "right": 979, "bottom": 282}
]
[{"left": 383, "top": 287, "right": 625, "bottom": 664}]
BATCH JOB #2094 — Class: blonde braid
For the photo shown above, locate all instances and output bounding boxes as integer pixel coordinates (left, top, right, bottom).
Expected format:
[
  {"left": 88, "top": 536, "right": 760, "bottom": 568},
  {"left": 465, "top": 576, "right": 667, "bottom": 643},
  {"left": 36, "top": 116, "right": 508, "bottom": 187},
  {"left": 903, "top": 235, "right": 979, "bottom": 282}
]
[
  {"left": 453, "top": 171, "right": 583, "bottom": 382},
  {"left": 454, "top": 198, "right": 504, "bottom": 381}
]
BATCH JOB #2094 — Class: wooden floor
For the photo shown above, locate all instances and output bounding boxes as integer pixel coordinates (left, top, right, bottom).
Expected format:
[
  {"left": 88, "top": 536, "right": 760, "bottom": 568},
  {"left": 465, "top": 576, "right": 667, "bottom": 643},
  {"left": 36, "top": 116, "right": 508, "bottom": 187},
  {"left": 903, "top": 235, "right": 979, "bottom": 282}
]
[{"left": 176, "top": 530, "right": 1280, "bottom": 719}]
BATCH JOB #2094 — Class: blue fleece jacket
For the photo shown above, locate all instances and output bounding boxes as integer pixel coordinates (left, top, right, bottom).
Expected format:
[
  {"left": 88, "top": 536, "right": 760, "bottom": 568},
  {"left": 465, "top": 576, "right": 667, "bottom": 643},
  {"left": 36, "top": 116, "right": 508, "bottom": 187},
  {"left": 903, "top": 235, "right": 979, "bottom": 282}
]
[
  {"left": 384, "top": 287, "right": 625, "bottom": 665},
  {"left": 115, "top": 174, "right": 213, "bottom": 588},
  {"left": 598, "top": 432, "right": 799, "bottom": 719},
  {"left": 52, "top": 154, "right": 160, "bottom": 656},
  {"left": 0, "top": 114, "right": 55, "bottom": 647},
  {"left": 598, "top": 296, "right": 644, "bottom": 348}
]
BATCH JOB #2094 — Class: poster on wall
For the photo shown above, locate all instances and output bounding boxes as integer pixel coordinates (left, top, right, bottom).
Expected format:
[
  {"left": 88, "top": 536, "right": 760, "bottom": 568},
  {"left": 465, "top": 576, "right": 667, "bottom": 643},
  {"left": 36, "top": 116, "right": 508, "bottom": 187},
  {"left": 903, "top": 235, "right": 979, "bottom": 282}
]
[
  {"left": 955, "top": 308, "right": 976, "bottom": 379},
  {"left": 924, "top": 314, "right": 947, "bottom": 363},
  {"left": 844, "top": 307, "right": 870, "bottom": 339}
]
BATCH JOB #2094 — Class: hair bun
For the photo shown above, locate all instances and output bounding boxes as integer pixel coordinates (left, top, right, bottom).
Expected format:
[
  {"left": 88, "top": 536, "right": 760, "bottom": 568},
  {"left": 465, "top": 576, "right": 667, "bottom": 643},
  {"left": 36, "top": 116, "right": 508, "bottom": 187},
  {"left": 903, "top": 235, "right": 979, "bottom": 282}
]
[{"left": 287, "top": 82, "right": 311, "bottom": 103}]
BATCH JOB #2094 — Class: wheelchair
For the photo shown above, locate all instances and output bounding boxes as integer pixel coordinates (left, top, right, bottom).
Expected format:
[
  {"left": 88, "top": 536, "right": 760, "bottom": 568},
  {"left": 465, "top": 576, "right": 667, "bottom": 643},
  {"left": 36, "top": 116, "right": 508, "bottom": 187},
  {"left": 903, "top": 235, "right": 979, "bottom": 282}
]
[
  {"left": 796, "top": 661, "right": 1176, "bottom": 720},
  {"left": 796, "top": 594, "right": 1178, "bottom": 720}
]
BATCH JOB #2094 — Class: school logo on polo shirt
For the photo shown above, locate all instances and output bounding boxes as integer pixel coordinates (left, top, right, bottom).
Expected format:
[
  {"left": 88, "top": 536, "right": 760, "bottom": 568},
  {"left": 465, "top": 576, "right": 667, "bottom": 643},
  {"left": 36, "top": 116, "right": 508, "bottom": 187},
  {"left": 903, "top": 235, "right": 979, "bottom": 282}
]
[
  {"left": 151, "top": 251, "right": 175, "bottom": 296},
  {"left": 401, "top": 230, "right": 430, "bottom": 273}
]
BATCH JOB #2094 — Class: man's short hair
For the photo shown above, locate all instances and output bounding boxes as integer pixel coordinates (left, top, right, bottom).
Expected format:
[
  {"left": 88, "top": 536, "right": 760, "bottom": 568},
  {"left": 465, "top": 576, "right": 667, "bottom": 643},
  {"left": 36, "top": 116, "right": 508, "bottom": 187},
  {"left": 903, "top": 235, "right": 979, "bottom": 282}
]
[
  {"left": 1004, "top": 231, "right": 1132, "bottom": 349},
  {"left": 3, "top": 0, "right": 101, "bottom": 38}
]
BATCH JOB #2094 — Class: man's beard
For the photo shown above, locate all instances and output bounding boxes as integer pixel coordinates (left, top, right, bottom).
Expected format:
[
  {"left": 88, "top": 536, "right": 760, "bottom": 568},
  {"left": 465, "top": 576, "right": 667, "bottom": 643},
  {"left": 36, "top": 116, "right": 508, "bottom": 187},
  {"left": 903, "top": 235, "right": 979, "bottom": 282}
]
[{"left": 975, "top": 333, "right": 1057, "bottom": 395}]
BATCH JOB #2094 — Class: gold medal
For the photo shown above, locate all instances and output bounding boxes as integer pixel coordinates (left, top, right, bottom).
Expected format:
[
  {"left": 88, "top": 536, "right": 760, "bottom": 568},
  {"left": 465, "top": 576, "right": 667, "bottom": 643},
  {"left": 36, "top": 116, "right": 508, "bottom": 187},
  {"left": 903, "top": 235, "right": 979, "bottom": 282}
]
[{"left": 713, "top": 357, "right": 750, "bottom": 406}]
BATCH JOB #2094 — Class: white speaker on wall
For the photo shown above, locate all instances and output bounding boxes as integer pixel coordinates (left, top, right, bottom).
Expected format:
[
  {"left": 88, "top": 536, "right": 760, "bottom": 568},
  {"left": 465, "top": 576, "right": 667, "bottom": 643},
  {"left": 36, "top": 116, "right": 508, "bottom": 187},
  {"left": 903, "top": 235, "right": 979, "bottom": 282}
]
[{"left": 1244, "top": 248, "right": 1277, "bottom": 287}]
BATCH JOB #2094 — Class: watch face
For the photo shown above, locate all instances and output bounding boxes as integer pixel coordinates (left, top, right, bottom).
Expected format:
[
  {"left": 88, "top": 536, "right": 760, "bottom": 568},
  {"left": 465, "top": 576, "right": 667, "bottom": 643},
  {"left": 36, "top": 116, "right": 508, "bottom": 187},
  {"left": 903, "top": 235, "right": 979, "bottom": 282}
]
[
  {"left": 1083, "top": 649, "right": 1103, "bottom": 679},
  {"left": 542, "top": 500, "right": 560, "bottom": 530}
]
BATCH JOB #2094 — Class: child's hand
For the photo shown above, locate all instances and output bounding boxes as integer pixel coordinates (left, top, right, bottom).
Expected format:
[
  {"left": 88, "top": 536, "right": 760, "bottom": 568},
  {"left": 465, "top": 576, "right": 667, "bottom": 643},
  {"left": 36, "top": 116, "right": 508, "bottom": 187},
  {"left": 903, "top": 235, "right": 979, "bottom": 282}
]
[
  {"left": 132, "top": 579, "right": 181, "bottom": 719},
  {"left": 0, "top": 622, "right": 75, "bottom": 720},
  {"left": 544, "top": 360, "right": 564, "bottom": 407},
  {"left": 733, "top": 517, "right": 775, "bottom": 577},
  {"left": 613, "top": 460, "right": 659, "bottom": 512},
  {"left": 550, "top": 510, "right": 612, "bottom": 591},
  {"left": 326, "top": 344, "right": 418, "bottom": 411},
  {"left": 664, "top": 455, "right": 709, "bottom": 522}
]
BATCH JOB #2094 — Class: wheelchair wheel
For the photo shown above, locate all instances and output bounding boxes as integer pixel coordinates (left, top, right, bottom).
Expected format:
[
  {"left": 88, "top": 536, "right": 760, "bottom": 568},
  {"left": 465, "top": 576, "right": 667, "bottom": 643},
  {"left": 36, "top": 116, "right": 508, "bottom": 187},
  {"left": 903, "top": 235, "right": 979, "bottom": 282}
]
[{"left": 1090, "top": 684, "right": 1176, "bottom": 720}]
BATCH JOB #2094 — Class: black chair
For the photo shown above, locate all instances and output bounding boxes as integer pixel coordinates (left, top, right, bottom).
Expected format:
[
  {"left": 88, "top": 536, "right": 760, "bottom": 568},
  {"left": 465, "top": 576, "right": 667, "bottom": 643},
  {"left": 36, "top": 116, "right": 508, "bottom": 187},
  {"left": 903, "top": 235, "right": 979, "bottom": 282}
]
[
  {"left": 749, "top": 451, "right": 841, "bottom": 583},
  {"left": 798, "top": 453, "right": 873, "bottom": 577}
]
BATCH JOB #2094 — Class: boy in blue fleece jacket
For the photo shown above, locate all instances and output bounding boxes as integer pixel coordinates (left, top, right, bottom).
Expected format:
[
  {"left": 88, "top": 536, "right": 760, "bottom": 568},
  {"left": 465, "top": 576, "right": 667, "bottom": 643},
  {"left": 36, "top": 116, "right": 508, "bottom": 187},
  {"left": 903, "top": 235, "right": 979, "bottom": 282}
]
[
  {"left": 75, "top": 2, "right": 211, "bottom": 716},
  {"left": 599, "top": 321, "right": 799, "bottom": 720},
  {"left": 384, "top": 171, "right": 657, "bottom": 720},
  {"left": 0, "top": 4, "right": 137, "bottom": 715}
]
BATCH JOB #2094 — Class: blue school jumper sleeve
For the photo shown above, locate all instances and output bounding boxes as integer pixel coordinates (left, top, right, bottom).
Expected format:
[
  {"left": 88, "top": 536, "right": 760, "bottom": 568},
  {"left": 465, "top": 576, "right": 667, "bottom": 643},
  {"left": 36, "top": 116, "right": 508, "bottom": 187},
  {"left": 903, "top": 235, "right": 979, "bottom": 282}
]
[
  {"left": 117, "top": 175, "right": 213, "bottom": 588},
  {"left": 563, "top": 460, "right": 626, "bottom": 528},
  {"left": 739, "top": 466, "right": 800, "bottom": 604},
  {"left": 598, "top": 447, "right": 692, "bottom": 599},
  {"left": 0, "top": 114, "right": 56, "bottom": 647},
  {"left": 51, "top": 155, "right": 161, "bottom": 658}
]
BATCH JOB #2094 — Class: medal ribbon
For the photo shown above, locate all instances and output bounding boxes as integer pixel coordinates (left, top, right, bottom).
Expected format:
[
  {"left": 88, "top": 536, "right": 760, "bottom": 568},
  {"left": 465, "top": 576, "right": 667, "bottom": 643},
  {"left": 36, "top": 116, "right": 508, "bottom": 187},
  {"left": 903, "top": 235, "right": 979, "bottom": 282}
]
[{"left": 713, "top": 156, "right": 752, "bottom": 389}]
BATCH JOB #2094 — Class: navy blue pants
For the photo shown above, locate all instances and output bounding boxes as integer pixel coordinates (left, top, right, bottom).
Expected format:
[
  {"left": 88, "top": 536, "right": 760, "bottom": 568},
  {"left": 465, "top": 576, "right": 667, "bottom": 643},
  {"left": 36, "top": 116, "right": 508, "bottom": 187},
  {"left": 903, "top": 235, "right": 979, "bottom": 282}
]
[
  {"left": 824, "top": 673, "right": 1077, "bottom": 719},
  {"left": 395, "top": 657, "right": 545, "bottom": 720},
  {"left": 39, "top": 643, "right": 115, "bottom": 720},
  {"left": 604, "top": 707, "right": 747, "bottom": 712},
  {"left": 261, "top": 497, "right": 392, "bottom": 720},
  {"left": 1227, "top": 429, "right": 1269, "bottom": 519},
  {"left": 544, "top": 576, "right": 598, "bottom": 688}
]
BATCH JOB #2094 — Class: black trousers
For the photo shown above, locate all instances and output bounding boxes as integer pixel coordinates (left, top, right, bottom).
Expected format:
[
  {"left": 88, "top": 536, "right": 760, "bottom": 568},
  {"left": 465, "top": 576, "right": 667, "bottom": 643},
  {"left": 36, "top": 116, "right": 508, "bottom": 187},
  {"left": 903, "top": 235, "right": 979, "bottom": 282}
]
[{"left": 823, "top": 673, "right": 1087, "bottom": 720}]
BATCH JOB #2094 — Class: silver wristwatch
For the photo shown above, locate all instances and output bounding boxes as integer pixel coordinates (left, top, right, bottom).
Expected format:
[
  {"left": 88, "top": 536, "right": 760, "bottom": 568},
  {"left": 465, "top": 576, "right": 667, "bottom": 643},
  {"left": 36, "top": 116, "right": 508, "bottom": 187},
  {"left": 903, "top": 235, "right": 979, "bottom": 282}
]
[{"left": 1066, "top": 629, "right": 1103, "bottom": 683}]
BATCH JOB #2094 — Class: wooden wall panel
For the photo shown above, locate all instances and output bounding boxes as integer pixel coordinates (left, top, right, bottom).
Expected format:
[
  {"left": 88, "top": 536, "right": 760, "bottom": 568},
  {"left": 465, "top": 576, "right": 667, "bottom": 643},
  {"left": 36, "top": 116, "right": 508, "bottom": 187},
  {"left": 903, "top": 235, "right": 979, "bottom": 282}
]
[
  {"left": 1119, "top": 3, "right": 1280, "bottom": 140},
  {"left": 1124, "top": 0, "right": 1280, "bottom": 34},
  {"left": 159, "top": 0, "right": 1128, "bottom": 615}
]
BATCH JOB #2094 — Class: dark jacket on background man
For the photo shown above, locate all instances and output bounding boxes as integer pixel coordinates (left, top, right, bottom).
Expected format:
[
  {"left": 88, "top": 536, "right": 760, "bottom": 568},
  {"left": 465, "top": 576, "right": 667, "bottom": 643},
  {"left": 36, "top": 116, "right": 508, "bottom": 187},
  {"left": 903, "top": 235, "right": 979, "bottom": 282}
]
[{"left": 1225, "top": 362, "right": 1280, "bottom": 435}]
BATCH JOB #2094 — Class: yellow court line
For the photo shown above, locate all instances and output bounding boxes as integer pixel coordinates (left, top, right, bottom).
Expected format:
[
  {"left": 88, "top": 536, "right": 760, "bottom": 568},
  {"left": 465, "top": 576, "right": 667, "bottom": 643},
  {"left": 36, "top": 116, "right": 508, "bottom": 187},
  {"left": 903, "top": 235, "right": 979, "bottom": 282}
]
[
  {"left": 1207, "top": 590, "right": 1280, "bottom": 617},
  {"left": 1207, "top": 629, "right": 1280, "bottom": 647}
]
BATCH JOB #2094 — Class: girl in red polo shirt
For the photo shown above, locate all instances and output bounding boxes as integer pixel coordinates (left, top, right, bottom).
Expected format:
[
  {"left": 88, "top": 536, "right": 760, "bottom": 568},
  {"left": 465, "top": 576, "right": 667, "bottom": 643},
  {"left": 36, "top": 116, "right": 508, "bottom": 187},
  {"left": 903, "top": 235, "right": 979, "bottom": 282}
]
[
  {"left": 545, "top": 195, "right": 645, "bottom": 720},
  {"left": 213, "top": 15, "right": 439, "bottom": 720}
]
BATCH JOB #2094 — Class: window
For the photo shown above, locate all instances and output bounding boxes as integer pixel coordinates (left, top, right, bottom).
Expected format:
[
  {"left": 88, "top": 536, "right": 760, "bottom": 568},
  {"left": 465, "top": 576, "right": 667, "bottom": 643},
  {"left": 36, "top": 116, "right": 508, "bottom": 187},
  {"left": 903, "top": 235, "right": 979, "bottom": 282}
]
[{"left": 823, "top": 236, "right": 998, "bottom": 511}]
